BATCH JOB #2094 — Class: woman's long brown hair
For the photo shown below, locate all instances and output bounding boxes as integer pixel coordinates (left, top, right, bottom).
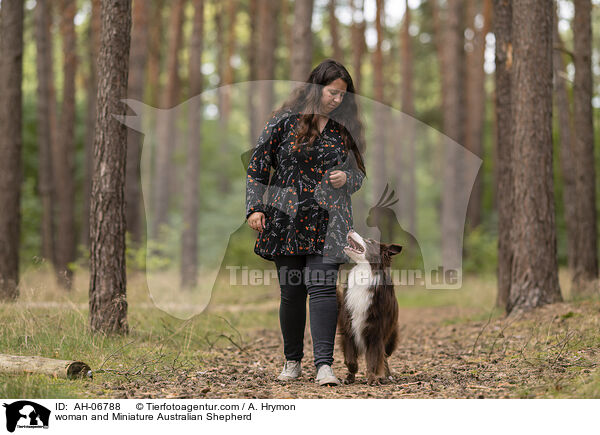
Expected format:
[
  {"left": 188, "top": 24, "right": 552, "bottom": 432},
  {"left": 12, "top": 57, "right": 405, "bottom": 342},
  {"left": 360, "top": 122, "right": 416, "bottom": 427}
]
[{"left": 273, "top": 59, "right": 366, "bottom": 175}]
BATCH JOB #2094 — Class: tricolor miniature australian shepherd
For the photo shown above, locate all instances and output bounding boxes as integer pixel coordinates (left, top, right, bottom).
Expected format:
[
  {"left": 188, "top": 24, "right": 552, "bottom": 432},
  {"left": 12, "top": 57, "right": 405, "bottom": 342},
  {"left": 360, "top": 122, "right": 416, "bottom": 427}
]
[{"left": 339, "top": 230, "right": 402, "bottom": 385}]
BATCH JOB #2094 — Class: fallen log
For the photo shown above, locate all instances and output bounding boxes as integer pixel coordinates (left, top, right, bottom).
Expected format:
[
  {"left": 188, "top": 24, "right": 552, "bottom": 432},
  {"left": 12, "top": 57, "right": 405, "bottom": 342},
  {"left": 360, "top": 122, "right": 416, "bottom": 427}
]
[{"left": 0, "top": 354, "right": 92, "bottom": 380}]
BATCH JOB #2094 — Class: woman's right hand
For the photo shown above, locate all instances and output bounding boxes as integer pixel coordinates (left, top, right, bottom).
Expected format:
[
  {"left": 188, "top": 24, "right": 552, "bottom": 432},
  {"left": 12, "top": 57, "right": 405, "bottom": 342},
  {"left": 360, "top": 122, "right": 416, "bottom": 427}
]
[{"left": 247, "top": 212, "right": 266, "bottom": 232}]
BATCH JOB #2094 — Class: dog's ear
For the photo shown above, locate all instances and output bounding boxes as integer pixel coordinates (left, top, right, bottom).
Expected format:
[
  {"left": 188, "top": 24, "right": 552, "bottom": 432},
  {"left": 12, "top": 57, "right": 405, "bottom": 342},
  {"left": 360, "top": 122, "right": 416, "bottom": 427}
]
[{"left": 387, "top": 244, "right": 402, "bottom": 256}]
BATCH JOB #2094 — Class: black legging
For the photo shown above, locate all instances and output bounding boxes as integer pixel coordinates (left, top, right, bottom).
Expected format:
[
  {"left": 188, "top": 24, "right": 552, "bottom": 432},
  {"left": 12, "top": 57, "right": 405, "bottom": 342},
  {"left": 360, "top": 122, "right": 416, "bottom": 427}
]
[{"left": 273, "top": 255, "right": 341, "bottom": 368}]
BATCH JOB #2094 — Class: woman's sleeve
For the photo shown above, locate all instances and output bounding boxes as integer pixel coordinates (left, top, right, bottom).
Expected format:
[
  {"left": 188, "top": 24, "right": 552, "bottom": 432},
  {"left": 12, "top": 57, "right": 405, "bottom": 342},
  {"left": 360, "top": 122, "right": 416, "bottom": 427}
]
[
  {"left": 245, "top": 114, "right": 284, "bottom": 220},
  {"left": 342, "top": 150, "right": 365, "bottom": 195}
]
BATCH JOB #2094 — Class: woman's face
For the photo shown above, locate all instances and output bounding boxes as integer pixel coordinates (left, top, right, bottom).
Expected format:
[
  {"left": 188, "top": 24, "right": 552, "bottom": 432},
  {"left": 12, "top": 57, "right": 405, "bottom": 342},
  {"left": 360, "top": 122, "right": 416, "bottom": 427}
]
[{"left": 320, "top": 78, "right": 347, "bottom": 114}]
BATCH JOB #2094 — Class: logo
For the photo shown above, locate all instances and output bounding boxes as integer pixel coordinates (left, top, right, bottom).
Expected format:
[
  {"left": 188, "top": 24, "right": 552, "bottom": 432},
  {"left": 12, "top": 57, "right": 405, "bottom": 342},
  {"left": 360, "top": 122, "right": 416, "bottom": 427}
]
[{"left": 3, "top": 401, "right": 50, "bottom": 433}]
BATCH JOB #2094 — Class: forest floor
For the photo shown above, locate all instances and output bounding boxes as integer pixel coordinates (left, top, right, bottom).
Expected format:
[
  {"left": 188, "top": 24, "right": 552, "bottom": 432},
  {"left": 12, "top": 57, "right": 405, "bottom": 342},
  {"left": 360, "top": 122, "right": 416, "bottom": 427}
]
[{"left": 1, "top": 268, "right": 600, "bottom": 399}]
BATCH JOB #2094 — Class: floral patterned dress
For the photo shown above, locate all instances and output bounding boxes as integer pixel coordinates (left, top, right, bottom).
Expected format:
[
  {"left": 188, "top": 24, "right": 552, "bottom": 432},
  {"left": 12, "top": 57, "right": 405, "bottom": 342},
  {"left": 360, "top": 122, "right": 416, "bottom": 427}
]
[{"left": 246, "top": 110, "right": 365, "bottom": 262}]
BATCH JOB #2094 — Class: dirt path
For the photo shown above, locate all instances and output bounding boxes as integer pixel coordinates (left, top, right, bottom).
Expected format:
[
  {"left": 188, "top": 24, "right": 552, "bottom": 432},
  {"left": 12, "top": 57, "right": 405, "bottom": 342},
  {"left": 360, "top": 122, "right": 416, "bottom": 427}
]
[{"left": 90, "top": 301, "right": 600, "bottom": 399}]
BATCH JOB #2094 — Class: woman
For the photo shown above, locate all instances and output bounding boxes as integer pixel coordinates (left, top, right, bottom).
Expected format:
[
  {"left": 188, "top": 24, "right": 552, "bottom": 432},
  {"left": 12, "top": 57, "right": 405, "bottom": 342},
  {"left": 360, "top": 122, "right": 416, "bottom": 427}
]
[{"left": 245, "top": 59, "right": 366, "bottom": 386}]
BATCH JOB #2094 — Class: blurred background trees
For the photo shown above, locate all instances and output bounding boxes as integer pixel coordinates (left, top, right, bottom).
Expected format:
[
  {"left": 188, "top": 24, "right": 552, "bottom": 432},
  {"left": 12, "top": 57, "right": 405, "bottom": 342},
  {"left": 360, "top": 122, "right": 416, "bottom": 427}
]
[{"left": 0, "top": 0, "right": 599, "bottom": 318}]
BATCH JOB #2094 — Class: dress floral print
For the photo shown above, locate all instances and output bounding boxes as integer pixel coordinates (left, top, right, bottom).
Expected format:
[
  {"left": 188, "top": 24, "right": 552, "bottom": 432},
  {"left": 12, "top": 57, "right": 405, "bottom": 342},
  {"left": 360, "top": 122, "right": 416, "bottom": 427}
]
[{"left": 246, "top": 110, "right": 364, "bottom": 262}]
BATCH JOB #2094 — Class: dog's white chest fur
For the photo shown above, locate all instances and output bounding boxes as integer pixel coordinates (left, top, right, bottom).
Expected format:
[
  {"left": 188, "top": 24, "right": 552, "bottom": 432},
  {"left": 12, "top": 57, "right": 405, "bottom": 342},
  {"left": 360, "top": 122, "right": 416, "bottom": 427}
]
[{"left": 345, "top": 263, "right": 377, "bottom": 352}]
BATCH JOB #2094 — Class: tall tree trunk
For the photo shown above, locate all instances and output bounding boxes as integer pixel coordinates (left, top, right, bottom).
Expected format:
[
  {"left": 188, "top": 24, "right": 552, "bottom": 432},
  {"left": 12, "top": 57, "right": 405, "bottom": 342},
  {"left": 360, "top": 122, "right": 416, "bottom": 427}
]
[
  {"left": 372, "top": 0, "right": 387, "bottom": 200},
  {"left": 248, "top": 0, "right": 260, "bottom": 145},
  {"left": 438, "top": 0, "right": 466, "bottom": 267},
  {"left": 152, "top": 0, "right": 184, "bottom": 239},
  {"left": 81, "top": 0, "right": 101, "bottom": 249},
  {"left": 399, "top": 0, "right": 416, "bottom": 238},
  {"left": 54, "top": 0, "right": 77, "bottom": 289},
  {"left": 89, "top": 0, "right": 132, "bottom": 335},
  {"left": 146, "top": 0, "right": 165, "bottom": 107},
  {"left": 256, "top": 0, "right": 280, "bottom": 119},
  {"left": 494, "top": 0, "right": 513, "bottom": 308},
  {"left": 281, "top": 0, "right": 293, "bottom": 76},
  {"left": 216, "top": 0, "right": 237, "bottom": 194},
  {"left": 553, "top": 5, "right": 577, "bottom": 273},
  {"left": 507, "top": 0, "right": 561, "bottom": 314},
  {"left": 465, "top": 0, "right": 491, "bottom": 229},
  {"left": 571, "top": 0, "right": 598, "bottom": 292},
  {"left": 126, "top": 0, "right": 149, "bottom": 245},
  {"left": 0, "top": 0, "right": 24, "bottom": 301},
  {"left": 290, "top": 0, "right": 314, "bottom": 82},
  {"left": 329, "top": 0, "right": 342, "bottom": 61},
  {"left": 35, "top": 0, "right": 57, "bottom": 264},
  {"left": 181, "top": 0, "right": 204, "bottom": 289},
  {"left": 350, "top": 0, "right": 367, "bottom": 218},
  {"left": 350, "top": 0, "right": 366, "bottom": 93}
]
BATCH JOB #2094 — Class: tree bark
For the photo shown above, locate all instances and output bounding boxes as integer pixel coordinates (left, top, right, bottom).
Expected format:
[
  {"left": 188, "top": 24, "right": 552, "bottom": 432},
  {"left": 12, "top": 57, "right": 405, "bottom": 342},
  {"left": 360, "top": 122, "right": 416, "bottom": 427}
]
[
  {"left": 256, "top": 0, "right": 280, "bottom": 119},
  {"left": 290, "top": 0, "right": 314, "bottom": 82},
  {"left": 126, "top": 0, "right": 149, "bottom": 245},
  {"left": 465, "top": 0, "right": 491, "bottom": 229},
  {"left": 329, "top": 0, "right": 343, "bottom": 62},
  {"left": 146, "top": 0, "right": 165, "bottom": 108},
  {"left": 34, "top": 0, "right": 57, "bottom": 265},
  {"left": 89, "top": 0, "right": 132, "bottom": 335},
  {"left": 0, "top": 354, "right": 91, "bottom": 380},
  {"left": 181, "top": 0, "right": 205, "bottom": 289},
  {"left": 399, "top": 0, "right": 416, "bottom": 238},
  {"left": 81, "top": 0, "right": 101, "bottom": 249},
  {"left": 372, "top": 0, "right": 387, "bottom": 199},
  {"left": 54, "top": 0, "right": 77, "bottom": 289},
  {"left": 0, "top": 0, "right": 24, "bottom": 301},
  {"left": 350, "top": 0, "right": 366, "bottom": 93},
  {"left": 494, "top": 0, "right": 512, "bottom": 308},
  {"left": 437, "top": 0, "right": 466, "bottom": 267},
  {"left": 507, "top": 0, "right": 562, "bottom": 314},
  {"left": 553, "top": 5, "right": 577, "bottom": 273},
  {"left": 571, "top": 0, "right": 598, "bottom": 292},
  {"left": 248, "top": 0, "right": 260, "bottom": 144},
  {"left": 152, "top": 0, "right": 185, "bottom": 239}
]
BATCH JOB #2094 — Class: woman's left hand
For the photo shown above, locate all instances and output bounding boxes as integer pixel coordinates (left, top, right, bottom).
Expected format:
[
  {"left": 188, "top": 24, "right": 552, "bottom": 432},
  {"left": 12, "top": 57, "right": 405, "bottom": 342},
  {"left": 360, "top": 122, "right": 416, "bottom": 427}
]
[{"left": 329, "top": 170, "right": 347, "bottom": 188}]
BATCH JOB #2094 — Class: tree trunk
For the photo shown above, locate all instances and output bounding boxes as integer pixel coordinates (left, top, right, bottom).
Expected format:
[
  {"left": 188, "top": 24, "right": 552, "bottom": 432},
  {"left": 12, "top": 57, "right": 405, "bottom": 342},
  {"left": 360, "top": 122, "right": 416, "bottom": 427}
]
[
  {"left": 89, "top": 0, "right": 132, "bottom": 335},
  {"left": 256, "top": 0, "right": 280, "bottom": 119},
  {"left": 372, "top": 0, "right": 386, "bottom": 199},
  {"left": 329, "top": 0, "right": 343, "bottom": 62},
  {"left": 507, "top": 0, "right": 562, "bottom": 314},
  {"left": 34, "top": 0, "right": 57, "bottom": 264},
  {"left": 350, "top": 0, "right": 367, "bottom": 217},
  {"left": 0, "top": 0, "right": 23, "bottom": 301},
  {"left": 464, "top": 0, "right": 491, "bottom": 229},
  {"left": 126, "top": 0, "right": 149, "bottom": 245},
  {"left": 81, "top": 0, "right": 101, "bottom": 249},
  {"left": 146, "top": 0, "right": 165, "bottom": 108},
  {"left": 54, "top": 0, "right": 77, "bottom": 289},
  {"left": 0, "top": 354, "right": 91, "bottom": 380},
  {"left": 181, "top": 0, "right": 204, "bottom": 289},
  {"left": 438, "top": 0, "right": 466, "bottom": 267},
  {"left": 281, "top": 0, "right": 293, "bottom": 77},
  {"left": 553, "top": 5, "right": 577, "bottom": 273},
  {"left": 571, "top": 0, "right": 598, "bottom": 292},
  {"left": 216, "top": 0, "right": 237, "bottom": 194},
  {"left": 399, "top": 0, "right": 416, "bottom": 238},
  {"left": 248, "top": 0, "right": 260, "bottom": 144},
  {"left": 152, "top": 0, "right": 184, "bottom": 239},
  {"left": 494, "top": 0, "right": 513, "bottom": 308},
  {"left": 291, "top": 0, "right": 314, "bottom": 82},
  {"left": 350, "top": 0, "right": 366, "bottom": 93}
]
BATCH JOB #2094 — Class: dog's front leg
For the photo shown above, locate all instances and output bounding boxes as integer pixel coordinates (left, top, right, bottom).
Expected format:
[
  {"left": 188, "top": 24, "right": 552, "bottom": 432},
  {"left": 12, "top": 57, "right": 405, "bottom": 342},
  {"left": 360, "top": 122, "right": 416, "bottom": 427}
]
[
  {"left": 365, "top": 340, "right": 385, "bottom": 385},
  {"left": 342, "top": 334, "right": 359, "bottom": 384}
]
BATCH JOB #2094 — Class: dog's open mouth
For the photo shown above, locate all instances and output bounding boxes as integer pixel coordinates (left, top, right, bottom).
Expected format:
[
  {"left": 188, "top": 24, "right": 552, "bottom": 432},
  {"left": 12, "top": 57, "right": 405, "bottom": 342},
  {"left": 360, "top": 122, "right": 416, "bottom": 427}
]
[{"left": 345, "top": 233, "right": 364, "bottom": 254}]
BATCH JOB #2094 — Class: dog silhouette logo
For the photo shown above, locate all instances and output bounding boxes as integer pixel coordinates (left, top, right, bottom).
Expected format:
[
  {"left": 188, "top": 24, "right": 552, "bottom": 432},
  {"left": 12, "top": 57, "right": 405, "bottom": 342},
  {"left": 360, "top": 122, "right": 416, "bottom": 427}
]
[{"left": 3, "top": 401, "right": 50, "bottom": 432}]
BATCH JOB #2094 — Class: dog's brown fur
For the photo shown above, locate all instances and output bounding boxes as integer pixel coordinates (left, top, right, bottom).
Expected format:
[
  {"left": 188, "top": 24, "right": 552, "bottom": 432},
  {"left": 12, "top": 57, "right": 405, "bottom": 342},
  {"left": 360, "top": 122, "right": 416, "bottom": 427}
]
[{"left": 338, "top": 231, "right": 401, "bottom": 385}]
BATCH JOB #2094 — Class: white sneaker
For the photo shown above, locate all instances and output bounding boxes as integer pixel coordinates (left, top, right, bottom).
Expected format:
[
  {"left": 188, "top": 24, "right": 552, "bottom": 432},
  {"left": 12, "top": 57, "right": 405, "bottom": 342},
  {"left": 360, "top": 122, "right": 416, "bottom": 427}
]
[
  {"left": 315, "top": 364, "right": 341, "bottom": 386},
  {"left": 277, "top": 360, "right": 302, "bottom": 381}
]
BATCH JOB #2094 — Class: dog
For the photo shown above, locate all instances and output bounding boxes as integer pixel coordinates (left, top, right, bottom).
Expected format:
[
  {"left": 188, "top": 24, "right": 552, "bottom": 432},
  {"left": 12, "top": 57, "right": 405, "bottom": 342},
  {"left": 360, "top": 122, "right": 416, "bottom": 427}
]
[{"left": 338, "top": 230, "right": 402, "bottom": 385}]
